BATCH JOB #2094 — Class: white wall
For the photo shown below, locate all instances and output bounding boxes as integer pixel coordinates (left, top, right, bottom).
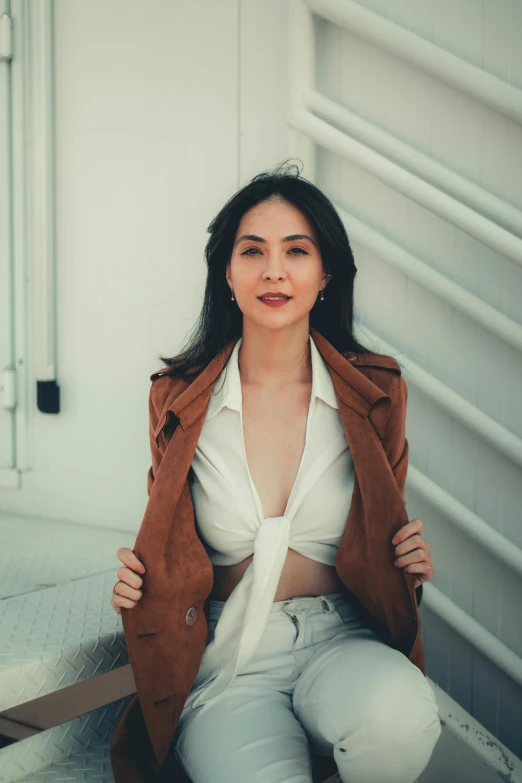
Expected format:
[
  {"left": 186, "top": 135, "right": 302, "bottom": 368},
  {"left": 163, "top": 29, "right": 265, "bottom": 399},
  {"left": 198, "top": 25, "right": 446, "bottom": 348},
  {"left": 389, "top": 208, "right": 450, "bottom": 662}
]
[{"left": 0, "top": 0, "right": 291, "bottom": 531}]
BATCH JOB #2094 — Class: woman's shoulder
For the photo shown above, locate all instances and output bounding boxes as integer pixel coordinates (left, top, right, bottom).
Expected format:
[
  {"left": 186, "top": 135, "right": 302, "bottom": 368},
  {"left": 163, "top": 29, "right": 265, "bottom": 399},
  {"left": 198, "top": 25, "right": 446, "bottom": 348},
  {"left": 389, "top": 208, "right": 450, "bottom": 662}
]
[
  {"left": 148, "top": 366, "right": 187, "bottom": 413},
  {"left": 150, "top": 365, "right": 178, "bottom": 383},
  {"left": 342, "top": 350, "right": 402, "bottom": 374},
  {"left": 343, "top": 350, "right": 406, "bottom": 405}
]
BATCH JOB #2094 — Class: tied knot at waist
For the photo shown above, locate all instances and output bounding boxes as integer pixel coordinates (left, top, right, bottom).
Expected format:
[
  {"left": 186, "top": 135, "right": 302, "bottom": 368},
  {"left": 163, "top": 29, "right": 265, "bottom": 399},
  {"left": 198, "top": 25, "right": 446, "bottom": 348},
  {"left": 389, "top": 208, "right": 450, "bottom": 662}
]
[{"left": 192, "top": 515, "right": 291, "bottom": 707}]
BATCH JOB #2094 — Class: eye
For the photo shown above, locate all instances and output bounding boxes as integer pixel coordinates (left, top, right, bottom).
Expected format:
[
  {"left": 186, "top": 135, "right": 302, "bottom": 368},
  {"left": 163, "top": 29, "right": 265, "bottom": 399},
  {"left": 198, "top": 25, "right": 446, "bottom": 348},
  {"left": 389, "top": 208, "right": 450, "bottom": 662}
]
[{"left": 240, "top": 247, "right": 308, "bottom": 256}]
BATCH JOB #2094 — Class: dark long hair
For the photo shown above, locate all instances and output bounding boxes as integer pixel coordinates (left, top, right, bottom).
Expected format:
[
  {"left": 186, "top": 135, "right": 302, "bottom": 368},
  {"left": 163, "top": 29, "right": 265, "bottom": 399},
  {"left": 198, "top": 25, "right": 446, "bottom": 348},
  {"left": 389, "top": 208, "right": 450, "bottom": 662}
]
[{"left": 157, "top": 160, "right": 377, "bottom": 381}]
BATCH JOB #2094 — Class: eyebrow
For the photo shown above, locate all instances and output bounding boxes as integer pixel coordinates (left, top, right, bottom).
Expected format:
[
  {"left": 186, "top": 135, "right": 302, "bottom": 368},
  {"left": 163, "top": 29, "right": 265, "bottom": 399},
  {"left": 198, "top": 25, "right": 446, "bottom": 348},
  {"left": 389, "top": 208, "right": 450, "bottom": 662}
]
[{"left": 235, "top": 233, "right": 317, "bottom": 248}]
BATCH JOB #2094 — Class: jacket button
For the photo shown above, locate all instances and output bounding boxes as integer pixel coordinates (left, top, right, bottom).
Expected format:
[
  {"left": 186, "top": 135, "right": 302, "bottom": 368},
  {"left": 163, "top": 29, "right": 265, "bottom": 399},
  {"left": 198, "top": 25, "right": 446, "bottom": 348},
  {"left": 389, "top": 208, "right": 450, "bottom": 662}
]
[{"left": 185, "top": 607, "right": 197, "bottom": 626}]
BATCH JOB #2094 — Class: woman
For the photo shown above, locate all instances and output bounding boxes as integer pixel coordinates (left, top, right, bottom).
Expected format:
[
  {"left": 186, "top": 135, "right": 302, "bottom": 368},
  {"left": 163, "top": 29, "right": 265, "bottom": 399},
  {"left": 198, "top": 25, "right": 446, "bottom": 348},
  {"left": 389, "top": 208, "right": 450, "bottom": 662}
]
[{"left": 110, "top": 162, "right": 441, "bottom": 783}]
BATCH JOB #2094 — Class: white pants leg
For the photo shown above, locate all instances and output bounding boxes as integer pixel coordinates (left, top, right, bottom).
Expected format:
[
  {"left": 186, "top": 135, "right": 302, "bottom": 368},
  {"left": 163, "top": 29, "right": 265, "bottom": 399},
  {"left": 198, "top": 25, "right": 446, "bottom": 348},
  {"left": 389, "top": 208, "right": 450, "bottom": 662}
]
[
  {"left": 293, "top": 598, "right": 442, "bottom": 783},
  {"left": 172, "top": 592, "right": 441, "bottom": 783},
  {"left": 174, "top": 596, "right": 314, "bottom": 782}
]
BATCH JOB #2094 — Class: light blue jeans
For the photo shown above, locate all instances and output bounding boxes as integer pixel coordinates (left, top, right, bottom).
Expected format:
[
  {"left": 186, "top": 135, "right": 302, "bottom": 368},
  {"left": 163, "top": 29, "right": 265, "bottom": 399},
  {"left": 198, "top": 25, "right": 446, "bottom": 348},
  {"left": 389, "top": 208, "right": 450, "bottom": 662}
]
[{"left": 173, "top": 592, "right": 442, "bottom": 783}]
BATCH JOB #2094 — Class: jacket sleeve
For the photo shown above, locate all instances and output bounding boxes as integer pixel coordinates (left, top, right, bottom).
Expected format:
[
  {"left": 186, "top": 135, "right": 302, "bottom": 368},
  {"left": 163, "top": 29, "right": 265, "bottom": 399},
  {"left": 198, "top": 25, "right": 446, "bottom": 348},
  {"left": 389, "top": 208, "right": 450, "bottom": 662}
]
[
  {"left": 384, "top": 373, "right": 423, "bottom": 607},
  {"left": 146, "top": 381, "right": 164, "bottom": 497}
]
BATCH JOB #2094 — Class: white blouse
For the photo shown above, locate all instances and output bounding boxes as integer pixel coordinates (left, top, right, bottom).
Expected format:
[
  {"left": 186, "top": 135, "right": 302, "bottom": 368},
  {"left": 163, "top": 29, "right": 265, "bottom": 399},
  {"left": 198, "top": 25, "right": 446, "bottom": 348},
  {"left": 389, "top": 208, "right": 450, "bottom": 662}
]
[{"left": 188, "top": 334, "right": 355, "bottom": 708}]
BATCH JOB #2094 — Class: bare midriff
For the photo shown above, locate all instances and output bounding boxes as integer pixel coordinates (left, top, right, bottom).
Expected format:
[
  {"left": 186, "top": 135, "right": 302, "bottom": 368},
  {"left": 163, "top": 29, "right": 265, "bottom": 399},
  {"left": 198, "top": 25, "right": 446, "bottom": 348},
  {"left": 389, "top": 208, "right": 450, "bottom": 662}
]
[
  {"left": 210, "top": 352, "right": 346, "bottom": 603},
  {"left": 210, "top": 548, "right": 345, "bottom": 602}
]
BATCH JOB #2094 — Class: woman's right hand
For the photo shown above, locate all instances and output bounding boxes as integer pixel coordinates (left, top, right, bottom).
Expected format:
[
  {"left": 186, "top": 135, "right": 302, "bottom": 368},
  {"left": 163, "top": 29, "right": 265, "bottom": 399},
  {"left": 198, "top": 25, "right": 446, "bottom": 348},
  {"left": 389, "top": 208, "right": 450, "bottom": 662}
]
[{"left": 111, "top": 547, "right": 146, "bottom": 614}]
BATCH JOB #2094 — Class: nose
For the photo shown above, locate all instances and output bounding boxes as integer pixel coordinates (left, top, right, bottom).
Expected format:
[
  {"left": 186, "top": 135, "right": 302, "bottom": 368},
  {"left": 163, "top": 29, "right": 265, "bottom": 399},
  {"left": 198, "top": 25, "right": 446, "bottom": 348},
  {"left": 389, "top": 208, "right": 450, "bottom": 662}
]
[{"left": 262, "top": 251, "right": 287, "bottom": 280}]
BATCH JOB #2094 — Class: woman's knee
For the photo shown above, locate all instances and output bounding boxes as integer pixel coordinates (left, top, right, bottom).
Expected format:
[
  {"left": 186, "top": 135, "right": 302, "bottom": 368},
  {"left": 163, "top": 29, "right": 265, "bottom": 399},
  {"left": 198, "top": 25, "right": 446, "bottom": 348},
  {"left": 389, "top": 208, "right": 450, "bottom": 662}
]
[
  {"left": 331, "top": 667, "right": 442, "bottom": 780},
  {"left": 327, "top": 671, "right": 441, "bottom": 783},
  {"left": 348, "top": 664, "right": 441, "bottom": 742},
  {"left": 302, "top": 658, "right": 441, "bottom": 759}
]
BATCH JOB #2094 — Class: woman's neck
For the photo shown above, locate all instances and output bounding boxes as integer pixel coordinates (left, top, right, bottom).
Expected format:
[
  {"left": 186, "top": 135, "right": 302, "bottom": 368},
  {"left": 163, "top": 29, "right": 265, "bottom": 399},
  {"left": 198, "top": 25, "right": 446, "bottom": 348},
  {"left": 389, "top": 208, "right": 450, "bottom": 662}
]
[{"left": 237, "top": 326, "right": 312, "bottom": 390}]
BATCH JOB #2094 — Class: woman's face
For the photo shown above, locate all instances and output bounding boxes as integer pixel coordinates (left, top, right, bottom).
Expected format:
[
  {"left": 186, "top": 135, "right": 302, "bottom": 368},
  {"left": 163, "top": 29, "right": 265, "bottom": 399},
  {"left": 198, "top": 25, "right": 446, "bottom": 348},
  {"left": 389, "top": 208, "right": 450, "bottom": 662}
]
[{"left": 226, "top": 198, "right": 329, "bottom": 331}]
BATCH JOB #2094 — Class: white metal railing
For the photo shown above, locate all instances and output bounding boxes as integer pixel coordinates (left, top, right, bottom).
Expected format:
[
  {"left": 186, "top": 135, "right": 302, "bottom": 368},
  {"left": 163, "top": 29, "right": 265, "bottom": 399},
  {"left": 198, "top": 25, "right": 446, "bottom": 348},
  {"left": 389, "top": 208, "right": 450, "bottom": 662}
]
[
  {"left": 287, "top": 104, "right": 522, "bottom": 267},
  {"left": 422, "top": 582, "right": 522, "bottom": 688},
  {"left": 309, "top": 89, "right": 522, "bottom": 240},
  {"left": 336, "top": 205, "right": 522, "bottom": 353},
  {"left": 305, "top": 0, "right": 522, "bottom": 126},
  {"left": 406, "top": 463, "right": 522, "bottom": 580},
  {"left": 360, "top": 324, "right": 522, "bottom": 682},
  {"left": 287, "top": 0, "right": 522, "bottom": 705},
  {"left": 359, "top": 326, "right": 522, "bottom": 468}
]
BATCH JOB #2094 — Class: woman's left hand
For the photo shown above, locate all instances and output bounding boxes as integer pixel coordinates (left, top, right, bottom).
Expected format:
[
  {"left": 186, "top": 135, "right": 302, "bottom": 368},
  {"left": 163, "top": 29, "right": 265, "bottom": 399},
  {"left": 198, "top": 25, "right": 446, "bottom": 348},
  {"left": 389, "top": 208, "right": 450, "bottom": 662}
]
[{"left": 391, "top": 519, "right": 434, "bottom": 589}]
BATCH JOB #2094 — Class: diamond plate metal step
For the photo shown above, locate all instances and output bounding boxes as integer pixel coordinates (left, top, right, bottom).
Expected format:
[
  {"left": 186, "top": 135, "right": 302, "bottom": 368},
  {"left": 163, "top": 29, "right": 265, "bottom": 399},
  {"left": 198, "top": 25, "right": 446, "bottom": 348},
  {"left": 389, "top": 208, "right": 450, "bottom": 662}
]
[
  {"left": 0, "top": 514, "right": 136, "bottom": 780},
  {"left": 18, "top": 744, "right": 115, "bottom": 783},
  {"left": 0, "top": 512, "right": 136, "bottom": 715},
  {"left": 1, "top": 695, "right": 133, "bottom": 783},
  {"left": 0, "top": 569, "right": 130, "bottom": 713},
  {"left": 0, "top": 513, "right": 135, "bottom": 602}
]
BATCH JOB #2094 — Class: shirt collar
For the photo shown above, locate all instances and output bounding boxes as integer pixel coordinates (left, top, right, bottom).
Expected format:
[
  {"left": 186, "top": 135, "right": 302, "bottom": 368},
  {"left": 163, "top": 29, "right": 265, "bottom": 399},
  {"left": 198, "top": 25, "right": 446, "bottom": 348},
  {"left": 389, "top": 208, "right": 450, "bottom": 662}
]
[{"left": 205, "top": 334, "right": 339, "bottom": 420}]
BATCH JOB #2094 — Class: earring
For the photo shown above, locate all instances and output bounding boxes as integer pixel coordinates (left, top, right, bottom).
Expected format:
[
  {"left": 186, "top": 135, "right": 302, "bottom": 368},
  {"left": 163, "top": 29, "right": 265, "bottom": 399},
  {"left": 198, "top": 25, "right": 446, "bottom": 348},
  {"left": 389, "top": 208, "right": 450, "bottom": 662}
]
[
  {"left": 230, "top": 289, "right": 235, "bottom": 301},
  {"left": 320, "top": 273, "right": 332, "bottom": 301}
]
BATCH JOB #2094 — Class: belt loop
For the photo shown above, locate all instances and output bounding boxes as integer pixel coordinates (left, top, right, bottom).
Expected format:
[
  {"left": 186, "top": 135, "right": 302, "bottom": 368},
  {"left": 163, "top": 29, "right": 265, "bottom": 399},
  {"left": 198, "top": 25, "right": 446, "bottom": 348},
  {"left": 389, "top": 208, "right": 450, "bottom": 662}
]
[{"left": 321, "top": 596, "right": 332, "bottom": 613}]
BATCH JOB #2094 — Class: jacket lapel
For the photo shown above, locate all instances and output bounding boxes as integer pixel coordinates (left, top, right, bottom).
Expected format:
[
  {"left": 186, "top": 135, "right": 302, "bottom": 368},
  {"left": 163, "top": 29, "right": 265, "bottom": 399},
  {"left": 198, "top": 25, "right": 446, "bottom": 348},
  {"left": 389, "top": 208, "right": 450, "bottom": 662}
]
[{"left": 309, "top": 327, "right": 391, "bottom": 413}]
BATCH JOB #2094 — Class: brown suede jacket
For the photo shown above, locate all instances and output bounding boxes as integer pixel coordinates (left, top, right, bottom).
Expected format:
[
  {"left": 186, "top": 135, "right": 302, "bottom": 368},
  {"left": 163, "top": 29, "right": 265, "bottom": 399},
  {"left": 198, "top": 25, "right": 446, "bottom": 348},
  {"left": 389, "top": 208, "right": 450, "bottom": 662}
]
[{"left": 110, "top": 327, "right": 425, "bottom": 782}]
